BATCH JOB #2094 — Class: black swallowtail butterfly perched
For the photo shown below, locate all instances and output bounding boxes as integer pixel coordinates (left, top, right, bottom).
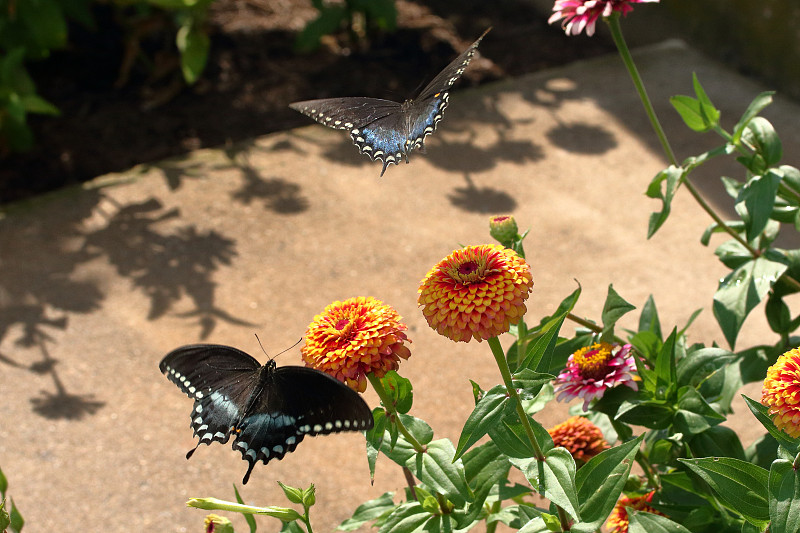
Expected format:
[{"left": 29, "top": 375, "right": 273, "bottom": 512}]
[
  {"left": 289, "top": 28, "right": 490, "bottom": 176},
  {"left": 159, "top": 344, "right": 374, "bottom": 484}
]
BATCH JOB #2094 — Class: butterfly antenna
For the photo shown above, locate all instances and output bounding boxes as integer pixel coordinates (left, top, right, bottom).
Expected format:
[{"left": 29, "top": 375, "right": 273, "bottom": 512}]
[{"left": 254, "top": 334, "right": 302, "bottom": 361}]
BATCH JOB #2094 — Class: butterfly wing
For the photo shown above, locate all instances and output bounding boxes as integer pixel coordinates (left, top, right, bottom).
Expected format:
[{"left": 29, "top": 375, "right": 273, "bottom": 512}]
[
  {"left": 160, "top": 344, "right": 262, "bottom": 454},
  {"left": 403, "top": 29, "right": 491, "bottom": 155},
  {"left": 289, "top": 97, "right": 407, "bottom": 176},
  {"left": 231, "top": 365, "right": 374, "bottom": 484}
]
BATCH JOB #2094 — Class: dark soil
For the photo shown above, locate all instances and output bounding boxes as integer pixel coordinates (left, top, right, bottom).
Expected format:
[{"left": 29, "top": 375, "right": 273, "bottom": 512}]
[{"left": 1, "top": 0, "right": 614, "bottom": 204}]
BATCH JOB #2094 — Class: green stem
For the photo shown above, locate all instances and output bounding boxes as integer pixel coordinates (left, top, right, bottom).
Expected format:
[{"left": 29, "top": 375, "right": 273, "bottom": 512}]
[
  {"left": 606, "top": 15, "right": 768, "bottom": 260},
  {"left": 367, "top": 373, "right": 425, "bottom": 452},
  {"left": 606, "top": 14, "right": 677, "bottom": 166},
  {"left": 488, "top": 336, "right": 543, "bottom": 460}
]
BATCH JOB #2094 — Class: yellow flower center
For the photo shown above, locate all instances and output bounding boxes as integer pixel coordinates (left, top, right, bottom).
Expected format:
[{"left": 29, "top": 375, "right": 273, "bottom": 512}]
[{"left": 573, "top": 342, "right": 614, "bottom": 380}]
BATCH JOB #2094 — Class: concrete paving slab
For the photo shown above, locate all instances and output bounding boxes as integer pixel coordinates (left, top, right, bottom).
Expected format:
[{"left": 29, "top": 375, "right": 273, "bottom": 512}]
[{"left": 2, "top": 39, "right": 800, "bottom": 532}]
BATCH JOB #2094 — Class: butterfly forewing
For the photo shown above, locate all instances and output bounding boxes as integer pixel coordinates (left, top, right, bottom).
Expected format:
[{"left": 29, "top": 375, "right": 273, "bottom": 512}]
[
  {"left": 288, "top": 28, "right": 490, "bottom": 176},
  {"left": 161, "top": 345, "right": 263, "bottom": 450},
  {"left": 159, "top": 344, "right": 374, "bottom": 484}
]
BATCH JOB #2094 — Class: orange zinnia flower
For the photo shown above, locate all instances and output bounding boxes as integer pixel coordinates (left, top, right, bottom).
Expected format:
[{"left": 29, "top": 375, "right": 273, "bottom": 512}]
[
  {"left": 548, "top": 416, "right": 609, "bottom": 463},
  {"left": 605, "top": 491, "right": 663, "bottom": 533},
  {"left": 762, "top": 347, "right": 800, "bottom": 438},
  {"left": 301, "top": 297, "right": 411, "bottom": 392},
  {"left": 417, "top": 244, "right": 533, "bottom": 343}
]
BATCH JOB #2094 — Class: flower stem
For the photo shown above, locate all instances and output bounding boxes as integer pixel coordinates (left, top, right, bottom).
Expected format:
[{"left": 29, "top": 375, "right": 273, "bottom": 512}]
[
  {"left": 606, "top": 15, "right": 769, "bottom": 264},
  {"left": 488, "top": 336, "right": 544, "bottom": 460},
  {"left": 367, "top": 373, "right": 425, "bottom": 452},
  {"left": 606, "top": 14, "right": 677, "bottom": 166}
]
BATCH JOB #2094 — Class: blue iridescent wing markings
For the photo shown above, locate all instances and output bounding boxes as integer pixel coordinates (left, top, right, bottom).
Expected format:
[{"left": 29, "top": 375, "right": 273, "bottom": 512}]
[
  {"left": 160, "top": 344, "right": 374, "bottom": 484},
  {"left": 289, "top": 28, "right": 490, "bottom": 176}
]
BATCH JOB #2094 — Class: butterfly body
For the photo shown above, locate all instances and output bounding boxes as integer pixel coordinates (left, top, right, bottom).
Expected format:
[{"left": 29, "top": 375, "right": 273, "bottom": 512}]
[
  {"left": 160, "top": 344, "right": 373, "bottom": 484},
  {"left": 290, "top": 29, "right": 489, "bottom": 176}
]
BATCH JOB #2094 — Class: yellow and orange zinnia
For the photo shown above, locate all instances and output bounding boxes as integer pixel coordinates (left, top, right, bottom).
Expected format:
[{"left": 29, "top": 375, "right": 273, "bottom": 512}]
[
  {"left": 301, "top": 296, "right": 411, "bottom": 392},
  {"left": 548, "top": 416, "right": 609, "bottom": 463},
  {"left": 762, "top": 347, "right": 800, "bottom": 438},
  {"left": 417, "top": 244, "right": 533, "bottom": 343},
  {"left": 605, "top": 491, "right": 663, "bottom": 533}
]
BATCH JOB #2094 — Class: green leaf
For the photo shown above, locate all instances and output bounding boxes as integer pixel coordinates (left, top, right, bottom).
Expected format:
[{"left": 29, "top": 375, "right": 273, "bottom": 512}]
[
  {"left": 646, "top": 166, "right": 684, "bottom": 237},
  {"left": 575, "top": 436, "right": 643, "bottom": 530},
  {"left": 688, "top": 425, "right": 746, "bottom": 461},
  {"left": 0, "top": 500, "right": 9, "bottom": 533},
  {"left": 381, "top": 371, "right": 414, "bottom": 414},
  {"left": 337, "top": 492, "right": 395, "bottom": 531},
  {"left": 671, "top": 95, "right": 711, "bottom": 132},
  {"left": 627, "top": 509, "right": 693, "bottom": 533},
  {"left": 746, "top": 433, "right": 780, "bottom": 471},
  {"left": 234, "top": 484, "right": 257, "bottom": 533},
  {"left": 460, "top": 441, "right": 511, "bottom": 525},
  {"left": 541, "top": 447, "right": 580, "bottom": 521},
  {"left": 454, "top": 385, "right": 510, "bottom": 460},
  {"left": 638, "top": 295, "right": 662, "bottom": 339},
  {"left": 742, "top": 117, "right": 782, "bottom": 167},
  {"left": 295, "top": 5, "right": 347, "bottom": 52},
  {"left": 653, "top": 329, "right": 678, "bottom": 400},
  {"left": 674, "top": 387, "right": 725, "bottom": 436},
  {"left": 735, "top": 170, "right": 782, "bottom": 243},
  {"left": 769, "top": 459, "right": 800, "bottom": 533},
  {"left": 680, "top": 457, "right": 770, "bottom": 527},
  {"left": 519, "top": 286, "right": 579, "bottom": 372},
  {"left": 176, "top": 22, "right": 210, "bottom": 84},
  {"left": 692, "top": 73, "right": 721, "bottom": 128},
  {"left": 616, "top": 400, "right": 674, "bottom": 429},
  {"left": 733, "top": 91, "right": 775, "bottom": 143},
  {"left": 676, "top": 347, "right": 734, "bottom": 389},
  {"left": 18, "top": 94, "right": 59, "bottom": 116},
  {"left": 490, "top": 411, "right": 553, "bottom": 460},
  {"left": 377, "top": 501, "right": 429, "bottom": 533},
  {"left": 409, "top": 440, "right": 472, "bottom": 507},
  {"left": 742, "top": 396, "right": 800, "bottom": 455},
  {"left": 713, "top": 255, "right": 788, "bottom": 348},
  {"left": 601, "top": 285, "right": 636, "bottom": 339},
  {"left": 0, "top": 467, "right": 7, "bottom": 496}
]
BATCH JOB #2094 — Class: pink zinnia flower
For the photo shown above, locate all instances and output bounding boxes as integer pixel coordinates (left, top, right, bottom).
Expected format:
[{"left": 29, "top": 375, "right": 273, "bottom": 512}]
[
  {"left": 555, "top": 342, "right": 637, "bottom": 410},
  {"left": 549, "top": 0, "right": 659, "bottom": 37}
]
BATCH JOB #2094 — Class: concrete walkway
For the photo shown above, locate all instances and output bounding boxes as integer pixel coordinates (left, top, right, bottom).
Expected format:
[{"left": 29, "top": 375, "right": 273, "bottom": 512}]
[{"left": 2, "top": 40, "right": 799, "bottom": 532}]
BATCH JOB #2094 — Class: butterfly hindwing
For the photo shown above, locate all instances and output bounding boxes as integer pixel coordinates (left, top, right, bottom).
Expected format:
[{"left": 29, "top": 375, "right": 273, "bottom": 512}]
[
  {"left": 289, "top": 28, "right": 490, "bottom": 176},
  {"left": 161, "top": 344, "right": 262, "bottom": 453},
  {"left": 160, "top": 344, "right": 374, "bottom": 484},
  {"left": 231, "top": 366, "right": 374, "bottom": 484}
]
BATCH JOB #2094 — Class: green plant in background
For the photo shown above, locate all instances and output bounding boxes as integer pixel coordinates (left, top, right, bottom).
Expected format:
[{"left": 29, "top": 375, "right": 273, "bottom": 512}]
[
  {"left": 0, "top": 466, "right": 24, "bottom": 533},
  {"left": 176, "top": 0, "right": 800, "bottom": 531},
  {"left": 295, "top": 0, "right": 397, "bottom": 52},
  {"left": 0, "top": 0, "right": 78, "bottom": 152},
  {"left": 112, "top": 0, "right": 214, "bottom": 87}
]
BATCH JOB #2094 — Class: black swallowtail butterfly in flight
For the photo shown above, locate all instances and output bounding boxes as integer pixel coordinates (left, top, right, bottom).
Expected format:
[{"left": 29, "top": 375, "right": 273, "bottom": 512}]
[
  {"left": 289, "top": 28, "right": 490, "bottom": 176},
  {"left": 160, "top": 344, "right": 374, "bottom": 484}
]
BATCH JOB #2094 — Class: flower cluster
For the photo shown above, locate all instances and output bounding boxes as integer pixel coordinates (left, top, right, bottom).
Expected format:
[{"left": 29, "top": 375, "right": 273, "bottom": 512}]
[
  {"left": 301, "top": 296, "right": 411, "bottom": 392},
  {"left": 549, "top": 0, "right": 659, "bottom": 36},
  {"left": 762, "top": 347, "right": 800, "bottom": 438},
  {"left": 548, "top": 416, "right": 609, "bottom": 462},
  {"left": 555, "top": 342, "right": 637, "bottom": 410},
  {"left": 605, "top": 491, "right": 663, "bottom": 532},
  {"left": 417, "top": 244, "right": 534, "bottom": 342}
]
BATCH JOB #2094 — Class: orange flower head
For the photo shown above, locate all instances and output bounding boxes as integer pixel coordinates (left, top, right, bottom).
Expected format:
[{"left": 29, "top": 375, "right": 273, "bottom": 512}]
[
  {"left": 548, "top": 415, "right": 609, "bottom": 462},
  {"left": 762, "top": 347, "right": 800, "bottom": 438},
  {"left": 417, "top": 244, "right": 533, "bottom": 343},
  {"left": 605, "top": 491, "right": 664, "bottom": 533},
  {"left": 302, "top": 296, "right": 411, "bottom": 392}
]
